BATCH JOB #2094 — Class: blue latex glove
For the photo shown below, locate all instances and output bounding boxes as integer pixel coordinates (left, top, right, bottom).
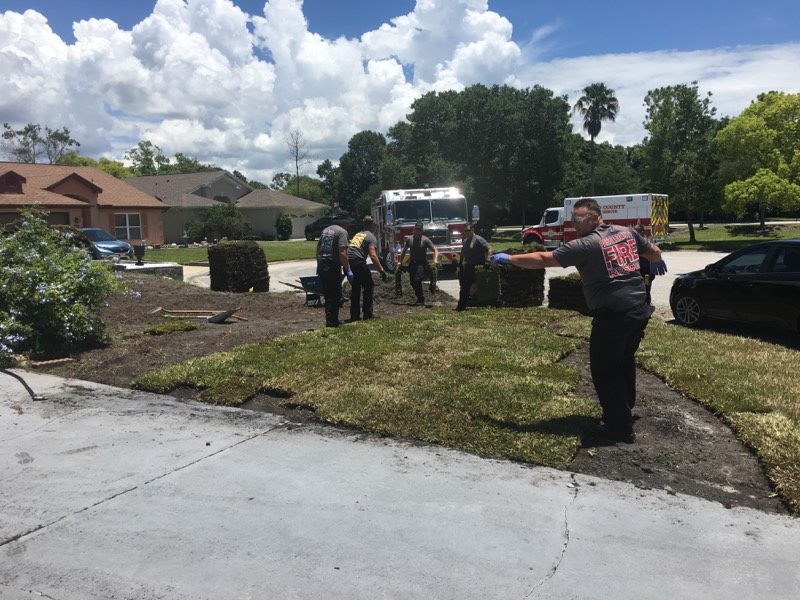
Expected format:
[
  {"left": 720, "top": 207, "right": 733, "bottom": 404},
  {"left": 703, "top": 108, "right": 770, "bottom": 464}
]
[
  {"left": 650, "top": 259, "right": 668, "bottom": 276},
  {"left": 491, "top": 252, "right": 511, "bottom": 265},
  {"left": 346, "top": 269, "right": 354, "bottom": 283}
]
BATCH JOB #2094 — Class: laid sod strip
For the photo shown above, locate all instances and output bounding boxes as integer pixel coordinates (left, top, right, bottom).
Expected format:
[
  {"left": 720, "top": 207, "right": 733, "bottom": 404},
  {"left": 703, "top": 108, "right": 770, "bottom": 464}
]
[
  {"left": 637, "top": 319, "right": 800, "bottom": 514},
  {"left": 133, "top": 308, "right": 596, "bottom": 468}
]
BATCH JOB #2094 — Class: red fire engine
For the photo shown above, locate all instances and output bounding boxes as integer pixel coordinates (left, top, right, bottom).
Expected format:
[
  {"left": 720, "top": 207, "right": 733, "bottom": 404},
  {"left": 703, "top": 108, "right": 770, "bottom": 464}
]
[{"left": 371, "top": 187, "right": 479, "bottom": 271}]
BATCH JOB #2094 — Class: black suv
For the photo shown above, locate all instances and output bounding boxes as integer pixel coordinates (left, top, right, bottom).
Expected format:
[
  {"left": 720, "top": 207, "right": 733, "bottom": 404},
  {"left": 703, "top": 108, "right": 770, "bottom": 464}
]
[{"left": 304, "top": 215, "right": 363, "bottom": 240}]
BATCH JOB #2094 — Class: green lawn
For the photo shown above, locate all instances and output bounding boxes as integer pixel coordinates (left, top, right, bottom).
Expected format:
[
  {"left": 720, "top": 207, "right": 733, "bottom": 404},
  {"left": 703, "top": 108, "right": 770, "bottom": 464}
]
[
  {"left": 133, "top": 307, "right": 800, "bottom": 514},
  {"left": 145, "top": 240, "right": 318, "bottom": 264},
  {"left": 666, "top": 223, "right": 800, "bottom": 252}
]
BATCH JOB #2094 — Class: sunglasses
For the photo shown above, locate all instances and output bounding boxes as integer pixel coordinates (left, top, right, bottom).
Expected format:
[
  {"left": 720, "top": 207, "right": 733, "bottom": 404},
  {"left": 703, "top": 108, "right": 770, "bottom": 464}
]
[{"left": 572, "top": 213, "right": 595, "bottom": 223}]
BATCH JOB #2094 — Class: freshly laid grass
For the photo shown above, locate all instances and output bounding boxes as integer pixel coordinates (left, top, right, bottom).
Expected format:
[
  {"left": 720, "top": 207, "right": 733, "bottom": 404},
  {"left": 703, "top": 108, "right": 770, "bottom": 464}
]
[
  {"left": 133, "top": 304, "right": 800, "bottom": 513},
  {"left": 145, "top": 240, "right": 317, "bottom": 265},
  {"left": 133, "top": 308, "right": 596, "bottom": 468},
  {"left": 636, "top": 320, "right": 800, "bottom": 514},
  {"left": 144, "top": 320, "right": 198, "bottom": 336}
]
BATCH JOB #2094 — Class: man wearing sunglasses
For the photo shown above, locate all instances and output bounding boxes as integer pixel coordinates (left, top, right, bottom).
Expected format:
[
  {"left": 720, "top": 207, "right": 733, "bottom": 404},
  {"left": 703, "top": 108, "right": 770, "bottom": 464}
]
[{"left": 491, "top": 198, "right": 667, "bottom": 444}]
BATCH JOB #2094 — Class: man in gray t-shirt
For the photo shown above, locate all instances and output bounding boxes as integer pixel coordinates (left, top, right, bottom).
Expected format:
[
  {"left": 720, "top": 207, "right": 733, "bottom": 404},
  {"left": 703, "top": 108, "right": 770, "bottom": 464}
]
[
  {"left": 456, "top": 222, "right": 491, "bottom": 311},
  {"left": 347, "top": 216, "right": 388, "bottom": 321},
  {"left": 491, "top": 198, "right": 667, "bottom": 444},
  {"left": 399, "top": 221, "right": 439, "bottom": 306},
  {"left": 316, "top": 214, "right": 352, "bottom": 327}
]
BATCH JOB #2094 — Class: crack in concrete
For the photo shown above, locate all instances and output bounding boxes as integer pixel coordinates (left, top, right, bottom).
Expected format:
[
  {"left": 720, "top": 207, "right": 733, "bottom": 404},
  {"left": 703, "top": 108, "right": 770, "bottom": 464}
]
[
  {"left": 525, "top": 474, "right": 580, "bottom": 598},
  {"left": 22, "top": 589, "right": 59, "bottom": 600},
  {"left": 1, "top": 424, "right": 283, "bottom": 549}
]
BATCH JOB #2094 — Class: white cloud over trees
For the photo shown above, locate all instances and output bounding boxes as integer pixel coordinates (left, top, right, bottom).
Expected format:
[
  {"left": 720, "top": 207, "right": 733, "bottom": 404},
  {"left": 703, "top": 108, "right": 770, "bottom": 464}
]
[{"left": 1, "top": 0, "right": 798, "bottom": 181}]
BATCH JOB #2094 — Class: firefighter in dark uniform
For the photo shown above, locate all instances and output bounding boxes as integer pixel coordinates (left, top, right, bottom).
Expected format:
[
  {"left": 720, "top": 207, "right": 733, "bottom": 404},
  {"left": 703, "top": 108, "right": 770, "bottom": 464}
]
[
  {"left": 315, "top": 213, "right": 352, "bottom": 327},
  {"left": 399, "top": 220, "right": 439, "bottom": 305},
  {"left": 492, "top": 198, "right": 667, "bottom": 444},
  {"left": 347, "top": 216, "right": 388, "bottom": 321},
  {"left": 456, "top": 222, "right": 491, "bottom": 311}
]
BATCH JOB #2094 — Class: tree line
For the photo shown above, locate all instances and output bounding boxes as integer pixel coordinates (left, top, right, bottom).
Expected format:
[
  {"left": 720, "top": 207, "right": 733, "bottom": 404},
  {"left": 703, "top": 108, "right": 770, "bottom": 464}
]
[
  {"left": 4, "top": 84, "right": 799, "bottom": 244},
  {"left": 312, "top": 84, "right": 800, "bottom": 243}
]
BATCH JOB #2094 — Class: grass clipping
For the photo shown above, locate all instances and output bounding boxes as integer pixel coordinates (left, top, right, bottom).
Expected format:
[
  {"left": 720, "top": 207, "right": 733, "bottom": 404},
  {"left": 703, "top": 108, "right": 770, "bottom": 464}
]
[{"left": 133, "top": 308, "right": 594, "bottom": 468}]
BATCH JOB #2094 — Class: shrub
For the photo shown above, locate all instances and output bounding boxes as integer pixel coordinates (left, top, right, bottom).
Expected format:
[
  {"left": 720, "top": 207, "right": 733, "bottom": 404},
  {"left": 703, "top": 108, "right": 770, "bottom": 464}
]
[
  {"left": 187, "top": 203, "right": 253, "bottom": 242},
  {"left": 276, "top": 212, "right": 293, "bottom": 240},
  {"left": 0, "top": 208, "right": 118, "bottom": 360}
]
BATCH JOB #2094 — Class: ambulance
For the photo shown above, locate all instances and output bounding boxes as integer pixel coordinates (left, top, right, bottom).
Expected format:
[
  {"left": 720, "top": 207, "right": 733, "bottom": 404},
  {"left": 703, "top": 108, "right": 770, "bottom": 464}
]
[{"left": 521, "top": 193, "right": 669, "bottom": 249}]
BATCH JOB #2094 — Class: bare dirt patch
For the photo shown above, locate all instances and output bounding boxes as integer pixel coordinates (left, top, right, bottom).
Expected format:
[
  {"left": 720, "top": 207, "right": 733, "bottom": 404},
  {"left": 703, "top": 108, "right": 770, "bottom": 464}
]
[
  {"left": 33, "top": 273, "right": 787, "bottom": 514},
  {"left": 563, "top": 346, "right": 787, "bottom": 514}
]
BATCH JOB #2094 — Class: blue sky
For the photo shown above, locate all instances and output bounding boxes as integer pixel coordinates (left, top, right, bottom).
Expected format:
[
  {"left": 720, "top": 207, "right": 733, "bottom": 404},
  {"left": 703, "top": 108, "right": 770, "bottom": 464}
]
[
  {"left": 1, "top": 0, "right": 798, "bottom": 178},
  {"left": 5, "top": 0, "right": 799, "bottom": 56}
]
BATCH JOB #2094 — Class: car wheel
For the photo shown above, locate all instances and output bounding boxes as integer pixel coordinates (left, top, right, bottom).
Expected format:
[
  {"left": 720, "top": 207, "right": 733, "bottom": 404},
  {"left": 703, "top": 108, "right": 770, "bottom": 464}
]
[
  {"left": 672, "top": 293, "right": 703, "bottom": 327},
  {"left": 305, "top": 231, "right": 315, "bottom": 241},
  {"left": 522, "top": 234, "right": 542, "bottom": 246}
]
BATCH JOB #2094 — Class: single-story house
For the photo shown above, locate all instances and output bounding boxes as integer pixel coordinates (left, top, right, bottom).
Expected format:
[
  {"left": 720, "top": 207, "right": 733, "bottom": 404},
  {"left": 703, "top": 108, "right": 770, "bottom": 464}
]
[
  {"left": 126, "top": 170, "right": 329, "bottom": 242},
  {"left": 0, "top": 162, "right": 167, "bottom": 244}
]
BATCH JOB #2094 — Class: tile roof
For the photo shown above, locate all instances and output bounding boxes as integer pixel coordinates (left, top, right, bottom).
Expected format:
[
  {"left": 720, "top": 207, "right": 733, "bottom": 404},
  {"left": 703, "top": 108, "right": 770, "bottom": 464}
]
[{"left": 0, "top": 162, "right": 165, "bottom": 209}]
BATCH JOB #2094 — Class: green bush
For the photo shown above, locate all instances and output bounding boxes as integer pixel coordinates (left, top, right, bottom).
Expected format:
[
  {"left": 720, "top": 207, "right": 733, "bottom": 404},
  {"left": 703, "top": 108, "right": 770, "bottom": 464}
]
[
  {"left": 187, "top": 203, "right": 253, "bottom": 242},
  {"left": 276, "top": 212, "right": 293, "bottom": 241},
  {"left": 0, "top": 209, "right": 118, "bottom": 360}
]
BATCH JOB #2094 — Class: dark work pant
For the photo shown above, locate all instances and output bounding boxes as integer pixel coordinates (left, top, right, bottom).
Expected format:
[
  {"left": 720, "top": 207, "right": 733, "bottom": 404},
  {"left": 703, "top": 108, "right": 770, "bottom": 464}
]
[
  {"left": 589, "top": 312, "right": 649, "bottom": 433},
  {"left": 350, "top": 261, "right": 374, "bottom": 321},
  {"left": 318, "top": 262, "right": 342, "bottom": 327},
  {"left": 457, "top": 264, "right": 477, "bottom": 310},
  {"left": 409, "top": 261, "right": 430, "bottom": 303}
]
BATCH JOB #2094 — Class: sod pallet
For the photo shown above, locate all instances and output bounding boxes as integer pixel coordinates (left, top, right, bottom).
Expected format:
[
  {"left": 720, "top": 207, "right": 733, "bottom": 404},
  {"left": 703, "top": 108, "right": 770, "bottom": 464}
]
[
  {"left": 208, "top": 241, "right": 270, "bottom": 293},
  {"left": 547, "top": 273, "right": 589, "bottom": 314},
  {"left": 473, "top": 249, "right": 545, "bottom": 307}
]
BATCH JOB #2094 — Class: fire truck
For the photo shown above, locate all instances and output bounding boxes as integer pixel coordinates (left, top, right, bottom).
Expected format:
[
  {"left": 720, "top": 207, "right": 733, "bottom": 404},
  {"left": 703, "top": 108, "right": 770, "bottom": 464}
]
[
  {"left": 521, "top": 193, "right": 669, "bottom": 249},
  {"left": 371, "top": 187, "right": 479, "bottom": 271}
]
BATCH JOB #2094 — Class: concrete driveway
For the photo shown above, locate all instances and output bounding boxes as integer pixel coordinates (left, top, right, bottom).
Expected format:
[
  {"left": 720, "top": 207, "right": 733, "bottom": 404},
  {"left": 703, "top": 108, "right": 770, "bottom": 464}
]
[{"left": 2, "top": 371, "right": 799, "bottom": 599}]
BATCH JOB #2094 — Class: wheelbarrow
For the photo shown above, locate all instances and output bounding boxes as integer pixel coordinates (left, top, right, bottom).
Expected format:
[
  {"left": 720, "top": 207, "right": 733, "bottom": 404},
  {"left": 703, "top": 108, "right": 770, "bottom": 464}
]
[{"left": 279, "top": 276, "right": 325, "bottom": 306}]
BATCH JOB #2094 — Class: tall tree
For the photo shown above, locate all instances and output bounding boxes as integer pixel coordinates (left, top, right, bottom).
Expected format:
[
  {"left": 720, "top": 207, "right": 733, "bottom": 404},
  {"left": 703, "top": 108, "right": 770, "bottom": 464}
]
[
  {"left": 286, "top": 129, "right": 309, "bottom": 197},
  {"left": 716, "top": 92, "right": 800, "bottom": 225},
  {"left": 316, "top": 159, "right": 341, "bottom": 207},
  {"left": 270, "top": 172, "right": 292, "bottom": 191},
  {"left": 572, "top": 83, "right": 619, "bottom": 194},
  {"left": 338, "top": 131, "right": 387, "bottom": 215},
  {"left": 125, "top": 140, "right": 170, "bottom": 176},
  {"left": 642, "top": 82, "right": 719, "bottom": 242},
  {"left": 56, "top": 151, "right": 134, "bottom": 179},
  {"left": 2, "top": 123, "right": 79, "bottom": 164}
]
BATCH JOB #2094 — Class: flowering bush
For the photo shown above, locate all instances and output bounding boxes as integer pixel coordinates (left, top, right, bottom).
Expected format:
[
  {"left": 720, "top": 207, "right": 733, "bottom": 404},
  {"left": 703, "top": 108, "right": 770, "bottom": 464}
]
[{"left": 0, "top": 208, "right": 118, "bottom": 361}]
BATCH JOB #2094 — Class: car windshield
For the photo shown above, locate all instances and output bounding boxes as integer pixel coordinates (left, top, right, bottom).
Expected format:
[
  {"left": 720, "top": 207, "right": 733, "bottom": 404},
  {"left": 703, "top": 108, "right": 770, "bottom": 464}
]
[
  {"left": 81, "top": 229, "right": 117, "bottom": 242},
  {"left": 543, "top": 209, "right": 560, "bottom": 225},
  {"left": 431, "top": 198, "right": 467, "bottom": 222},
  {"left": 393, "top": 200, "right": 431, "bottom": 224}
]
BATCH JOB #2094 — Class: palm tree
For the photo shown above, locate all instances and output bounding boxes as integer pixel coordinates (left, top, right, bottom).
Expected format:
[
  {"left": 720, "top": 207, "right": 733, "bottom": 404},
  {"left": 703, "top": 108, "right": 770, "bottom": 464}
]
[{"left": 573, "top": 83, "right": 619, "bottom": 194}]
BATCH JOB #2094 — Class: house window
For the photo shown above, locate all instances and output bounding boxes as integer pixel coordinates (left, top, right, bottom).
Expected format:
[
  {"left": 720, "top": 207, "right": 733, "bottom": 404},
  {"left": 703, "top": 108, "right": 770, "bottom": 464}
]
[{"left": 115, "top": 213, "right": 142, "bottom": 240}]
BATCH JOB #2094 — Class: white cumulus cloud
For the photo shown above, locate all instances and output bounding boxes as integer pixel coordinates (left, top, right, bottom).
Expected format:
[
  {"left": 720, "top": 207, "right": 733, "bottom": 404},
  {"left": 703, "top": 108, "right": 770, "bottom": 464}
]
[{"left": 1, "top": 0, "right": 799, "bottom": 183}]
